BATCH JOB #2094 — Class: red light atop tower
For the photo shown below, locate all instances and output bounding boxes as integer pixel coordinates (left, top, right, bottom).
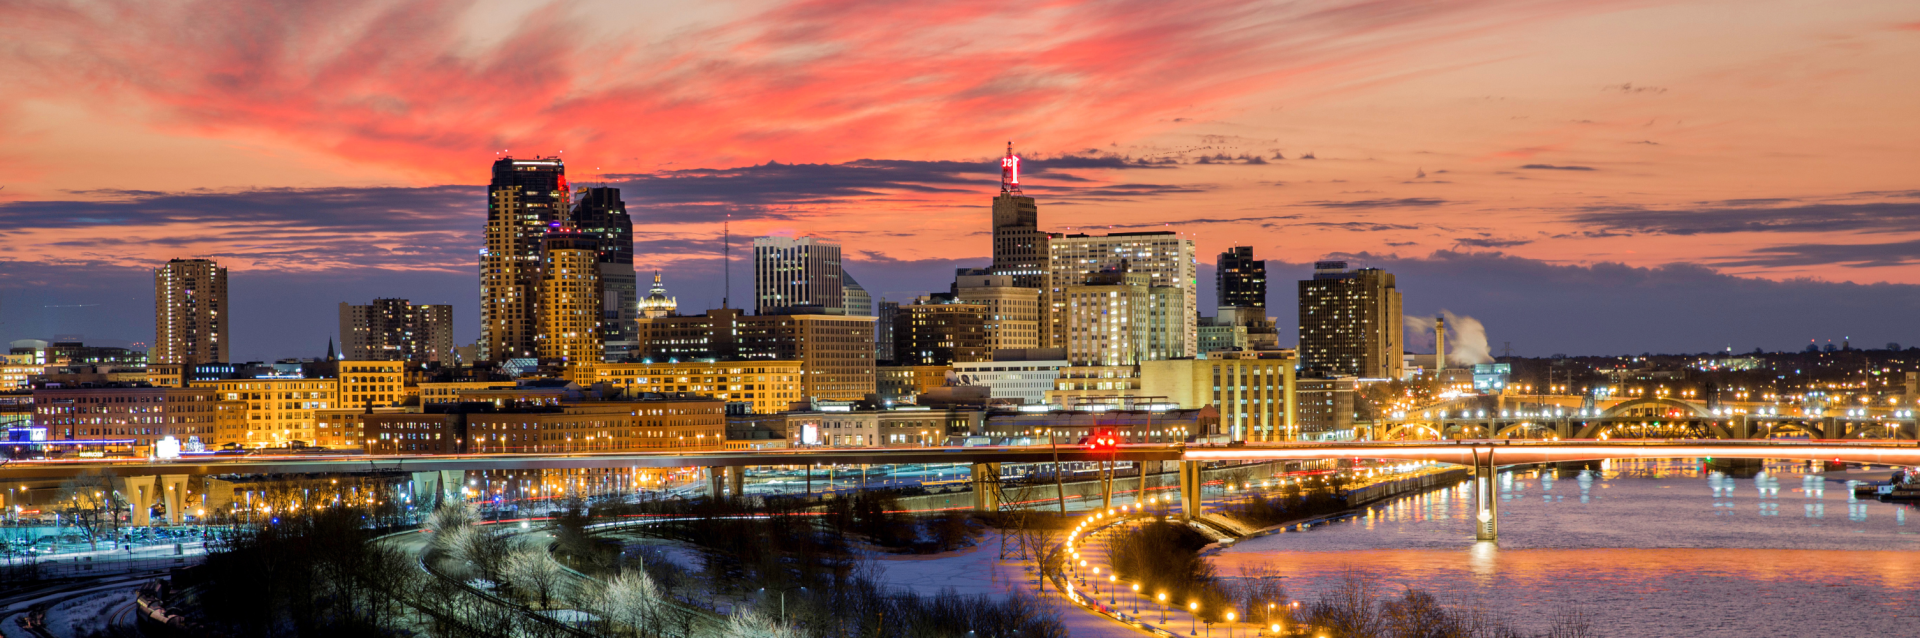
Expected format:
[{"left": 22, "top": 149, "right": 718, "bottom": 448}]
[{"left": 1001, "top": 141, "right": 1021, "bottom": 193}]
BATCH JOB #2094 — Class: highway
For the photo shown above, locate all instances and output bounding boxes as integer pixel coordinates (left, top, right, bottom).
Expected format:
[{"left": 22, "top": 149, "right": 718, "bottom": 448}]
[{"left": 4, "top": 439, "right": 1920, "bottom": 480}]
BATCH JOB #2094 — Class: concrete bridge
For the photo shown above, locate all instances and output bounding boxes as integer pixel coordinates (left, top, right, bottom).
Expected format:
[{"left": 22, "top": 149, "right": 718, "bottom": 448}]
[
  {"left": 1379, "top": 396, "right": 1919, "bottom": 441},
  {"left": 5, "top": 439, "right": 1917, "bottom": 541}
]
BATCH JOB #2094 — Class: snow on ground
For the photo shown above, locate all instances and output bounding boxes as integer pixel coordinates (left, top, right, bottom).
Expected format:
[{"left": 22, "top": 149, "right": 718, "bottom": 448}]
[
  {"left": 42, "top": 591, "right": 133, "bottom": 638},
  {"left": 867, "top": 530, "right": 1156, "bottom": 637}
]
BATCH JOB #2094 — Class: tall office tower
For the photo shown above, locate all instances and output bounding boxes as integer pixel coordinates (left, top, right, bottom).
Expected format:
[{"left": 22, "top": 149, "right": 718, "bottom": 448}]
[
  {"left": 893, "top": 297, "right": 989, "bottom": 366},
  {"left": 753, "top": 236, "right": 844, "bottom": 315},
  {"left": 1060, "top": 267, "right": 1183, "bottom": 366},
  {"left": 481, "top": 156, "right": 569, "bottom": 362},
  {"left": 536, "top": 226, "right": 603, "bottom": 364},
  {"left": 842, "top": 272, "right": 872, "bottom": 317},
  {"left": 954, "top": 269, "right": 1041, "bottom": 353},
  {"left": 338, "top": 298, "right": 454, "bottom": 362},
  {"left": 991, "top": 143, "right": 1050, "bottom": 290},
  {"left": 875, "top": 300, "right": 900, "bottom": 364},
  {"left": 1216, "top": 246, "right": 1267, "bottom": 309},
  {"left": 1297, "top": 261, "right": 1404, "bottom": 379},
  {"left": 571, "top": 186, "right": 636, "bottom": 362},
  {"left": 1047, "top": 232, "right": 1197, "bottom": 357},
  {"left": 153, "top": 258, "right": 229, "bottom": 365},
  {"left": 639, "top": 272, "right": 678, "bottom": 319}
]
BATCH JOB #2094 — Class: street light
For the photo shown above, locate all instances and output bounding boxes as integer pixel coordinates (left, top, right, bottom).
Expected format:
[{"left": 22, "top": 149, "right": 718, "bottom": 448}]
[
  {"left": 1159, "top": 593, "right": 1168, "bottom": 623},
  {"left": 1190, "top": 602, "right": 1200, "bottom": 636}
]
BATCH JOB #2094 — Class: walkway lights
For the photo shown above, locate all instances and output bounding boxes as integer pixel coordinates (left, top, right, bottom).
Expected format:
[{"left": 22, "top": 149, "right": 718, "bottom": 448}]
[
  {"left": 1159, "top": 593, "right": 1168, "bottom": 623},
  {"left": 1190, "top": 602, "right": 1200, "bottom": 636}
]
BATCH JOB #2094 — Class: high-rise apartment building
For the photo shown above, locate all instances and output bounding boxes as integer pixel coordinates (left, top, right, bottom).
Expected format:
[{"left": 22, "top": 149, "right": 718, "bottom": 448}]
[
  {"left": 536, "top": 226, "right": 603, "bottom": 364},
  {"left": 153, "top": 258, "right": 229, "bottom": 365},
  {"left": 1060, "top": 268, "right": 1184, "bottom": 366},
  {"left": 954, "top": 269, "right": 1042, "bottom": 353},
  {"left": 1298, "top": 261, "right": 1403, "bottom": 379},
  {"left": 1217, "top": 246, "right": 1266, "bottom": 309},
  {"left": 635, "top": 308, "right": 875, "bottom": 400},
  {"left": 338, "top": 298, "right": 453, "bottom": 362},
  {"left": 893, "top": 297, "right": 989, "bottom": 366},
  {"left": 753, "top": 236, "right": 844, "bottom": 315},
  {"left": 1047, "top": 232, "right": 1197, "bottom": 357},
  {"left": 481, "top": 157, "right": 568, "bottom": 362},
  {"left": 571, "top": 187, "right": 637, "bottom": 362}
]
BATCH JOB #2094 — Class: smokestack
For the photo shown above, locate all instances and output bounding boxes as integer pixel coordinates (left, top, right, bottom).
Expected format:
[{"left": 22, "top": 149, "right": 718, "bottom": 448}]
[{"left": 1435, "top": 315, "right": 1447, "bottom": 372}]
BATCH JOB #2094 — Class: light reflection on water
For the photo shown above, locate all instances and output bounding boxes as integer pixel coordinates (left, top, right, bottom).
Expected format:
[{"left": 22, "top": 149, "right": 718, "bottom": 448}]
[{"left": 1215, "top": 460, "right": 1920, "bottom": 635}]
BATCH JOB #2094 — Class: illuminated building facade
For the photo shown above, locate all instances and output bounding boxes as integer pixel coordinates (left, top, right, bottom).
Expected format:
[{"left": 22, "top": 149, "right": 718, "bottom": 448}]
[
  {"left": 153, "top": 258, "right": 229, "bottom": 365},
  {"left": 638, "top": 272, "right": 678, "bottom": 319},
  {"left": 893, "top": 297, "right": 989, "bottom": 366},
  {"left": 1298, "top": 261, "right": 1404, "bottom": 379},
  {"left": 337, "top": 298, "right": 453, "bottom": 362},
  {"left": 1047, "top": 232, "right": 1196, "bottom": 357},
  {"left": 571, "top": 360, "right": 804, "bottom": 415},
  {"left": 635, "top": 308, "right": 876, "bottom": 400},
  {"left": 1140, "top": 351, "right": 1297, "bottom": 442},
  {"left": 481, "top": 157, "right": 568, "bottom": 362},
  {"left": 32, "top": 385, "right": 221, "bottom": 455},
  {"left": 1060, "top": 268, "right": 1184, "bottom": 366},
  {"left": 753, "top": 236, "right": 845, "bottom": 315},
  {"left": 1216, "top": 246, "right": 1267, "bottom": 309},
  {"left": 536, "top": 225, "right": 603, "bottom": 364},
  {"left": 954, "top": 270, "right": 1042, "bottom": 353},
  {"left": 194, "top": 378, "right": 338, "bottom": 447}
]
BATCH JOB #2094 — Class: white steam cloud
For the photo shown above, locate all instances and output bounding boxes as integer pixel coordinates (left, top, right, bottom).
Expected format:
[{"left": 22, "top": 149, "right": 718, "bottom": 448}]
[{"left": 1404, "top": 310, "right": 1494, "bottom": 366}]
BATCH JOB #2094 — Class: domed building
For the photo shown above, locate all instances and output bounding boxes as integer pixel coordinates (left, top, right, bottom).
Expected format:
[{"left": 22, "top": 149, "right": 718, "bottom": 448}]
[{"left": 639, "top": 271, "right": 678, "bottom": 319}]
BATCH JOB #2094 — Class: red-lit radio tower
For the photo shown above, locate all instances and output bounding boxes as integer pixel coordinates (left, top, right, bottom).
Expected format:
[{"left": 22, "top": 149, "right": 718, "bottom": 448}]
[{"left": 1001, "top": 141, "right": 1021, "bottom": 194}]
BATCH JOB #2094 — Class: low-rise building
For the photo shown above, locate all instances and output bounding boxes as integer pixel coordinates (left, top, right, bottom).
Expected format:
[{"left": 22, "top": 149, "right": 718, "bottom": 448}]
[
  {"left": 314, "top": 406, "right": 414, "bottom": 449},
  {"left": 32, "top": 384, "right": 221, "bottom": 455},
  {"left": 784, "top": 407, "right": 985, "bottom": 448},
  {"left": 570, "top": 361, "right": 804, "bottom": 415},
  {"left": 418, "top": 380, "right": 519, "bottom": 405},
  {"left": 876, "top": 365, "right": 950, "bottom": 404},
  {"left": 193, "top": 378, "right": 339, "bottom": 446},
  {"left": 361, "top": 395, "right": 727, "bottom": 455},
  {"left": 1297, "top": 375, "right": 1357, "bottom": 439},
  {"left": 980, "top": 406, "right": 1218, "bottom": 445},
  {"left": 952, "top": 359, "right": 1068, "bottom": 406},
  {"left": 337, "top": 361, "right": 406, "bottom": 410},
  {"left": 1140, "top": 350, "right": 1297, "bottom": 442}
]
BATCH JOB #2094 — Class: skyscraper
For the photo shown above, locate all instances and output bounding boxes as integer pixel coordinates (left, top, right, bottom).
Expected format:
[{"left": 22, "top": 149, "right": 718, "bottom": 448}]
[
  {"left": 893, "top": 297, "right": 989, "bottom": 366},
  {"left": 1297, "top": 261, "right": 1403, "bottom": 379},
  {"left": 875, "top": 299, "right": 900, "bottom": 364},
  {"left": 1216, "top": 246, "right": 1266, "bottom": 309},
  {"left": 153, "top": 258, "right": 228, "bottom": 365},
  {"left": 1060, "top": 267, "right": 1184, "bottom": 366},
  {"left": 338, "top": 298, "right": 454, "bottom": 362},
  {"left": 753, "top": 236, "right": 844, "bottom": 315},
  {"left": 991, "top": 143, "right": 1050, "bottom": 291},
  {"left": 571, "top": 186, "right": 636, "bottom": 362},
  {"left": 1047, "top": 232, "right": 1197, "bottom": 357},
  {"left": 481, "top": 156, "right": 568, "bottom": 362},
  {"left": 536, "top": 225, "right": 603, "bottom": 364}
]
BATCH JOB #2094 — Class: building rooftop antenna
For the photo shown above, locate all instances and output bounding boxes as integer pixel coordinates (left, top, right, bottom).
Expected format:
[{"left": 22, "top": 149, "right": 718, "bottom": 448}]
[{"left": 723, "top": 214, "right": 731, "bottom": 310}]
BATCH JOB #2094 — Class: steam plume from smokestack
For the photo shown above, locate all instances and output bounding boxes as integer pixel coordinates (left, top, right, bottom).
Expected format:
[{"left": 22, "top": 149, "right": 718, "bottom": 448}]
[{"left": 1404, "top": 311, "right": 1493, "bottom": 367}]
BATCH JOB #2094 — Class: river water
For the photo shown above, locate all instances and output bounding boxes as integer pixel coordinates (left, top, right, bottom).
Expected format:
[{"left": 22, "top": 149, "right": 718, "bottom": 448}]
[{"left": 1212, "top": 460, "right": 1920, "bottom": 637}]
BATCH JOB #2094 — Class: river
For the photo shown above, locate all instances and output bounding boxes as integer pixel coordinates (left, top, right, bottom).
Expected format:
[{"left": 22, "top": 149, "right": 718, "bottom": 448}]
[{"left": 1212, "top": 459, "right": 1920, "bottom": 636}]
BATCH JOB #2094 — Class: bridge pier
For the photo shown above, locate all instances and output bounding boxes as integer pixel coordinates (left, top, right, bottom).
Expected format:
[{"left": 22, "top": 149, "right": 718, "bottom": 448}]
[
  {"left": 726, "top": 466, "right": 745, "bottom": 498},
  {"left": 707, "top": 467, "right": 724, "bottom": 500},
  {"left": 1472, "top": 449, "right": 1497, "bottom": 542},
  {"left": 1178, "top": 461, "right": 1202, "bottom": 521},
  {"left": 970, "top": 463, "right": 1000, "bottom": 512}
]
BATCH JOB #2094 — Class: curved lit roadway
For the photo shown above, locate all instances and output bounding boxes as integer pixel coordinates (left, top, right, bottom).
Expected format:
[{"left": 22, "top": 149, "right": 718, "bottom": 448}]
[{"left": 5, "top": 440, "right": 1920, "bottom": 479}]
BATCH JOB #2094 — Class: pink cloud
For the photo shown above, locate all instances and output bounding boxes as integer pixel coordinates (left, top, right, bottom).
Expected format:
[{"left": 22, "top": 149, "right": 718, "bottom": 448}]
[{"left": 0, "top": 0, "right": 1625, "bottom": 183}]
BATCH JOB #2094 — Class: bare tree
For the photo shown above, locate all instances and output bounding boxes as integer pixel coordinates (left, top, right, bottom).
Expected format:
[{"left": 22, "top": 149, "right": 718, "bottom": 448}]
[
  {"left": 722, "top": 611, "right": 803, "bottom": 638},
  {"left": 587, "top": 571, "right": 664, "bottom": 637},
  {"left": 503, "top": 539, "right": 570, "bottom": 610},
  {"left": 56, "top": 474, "right": 122, "bottom": 551}
]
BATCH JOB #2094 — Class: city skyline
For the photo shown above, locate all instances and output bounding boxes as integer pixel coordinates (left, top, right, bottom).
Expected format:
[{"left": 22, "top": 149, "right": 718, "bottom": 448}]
[{"left": 3, "top": 0, "right": 1919, "bottom": 359}]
